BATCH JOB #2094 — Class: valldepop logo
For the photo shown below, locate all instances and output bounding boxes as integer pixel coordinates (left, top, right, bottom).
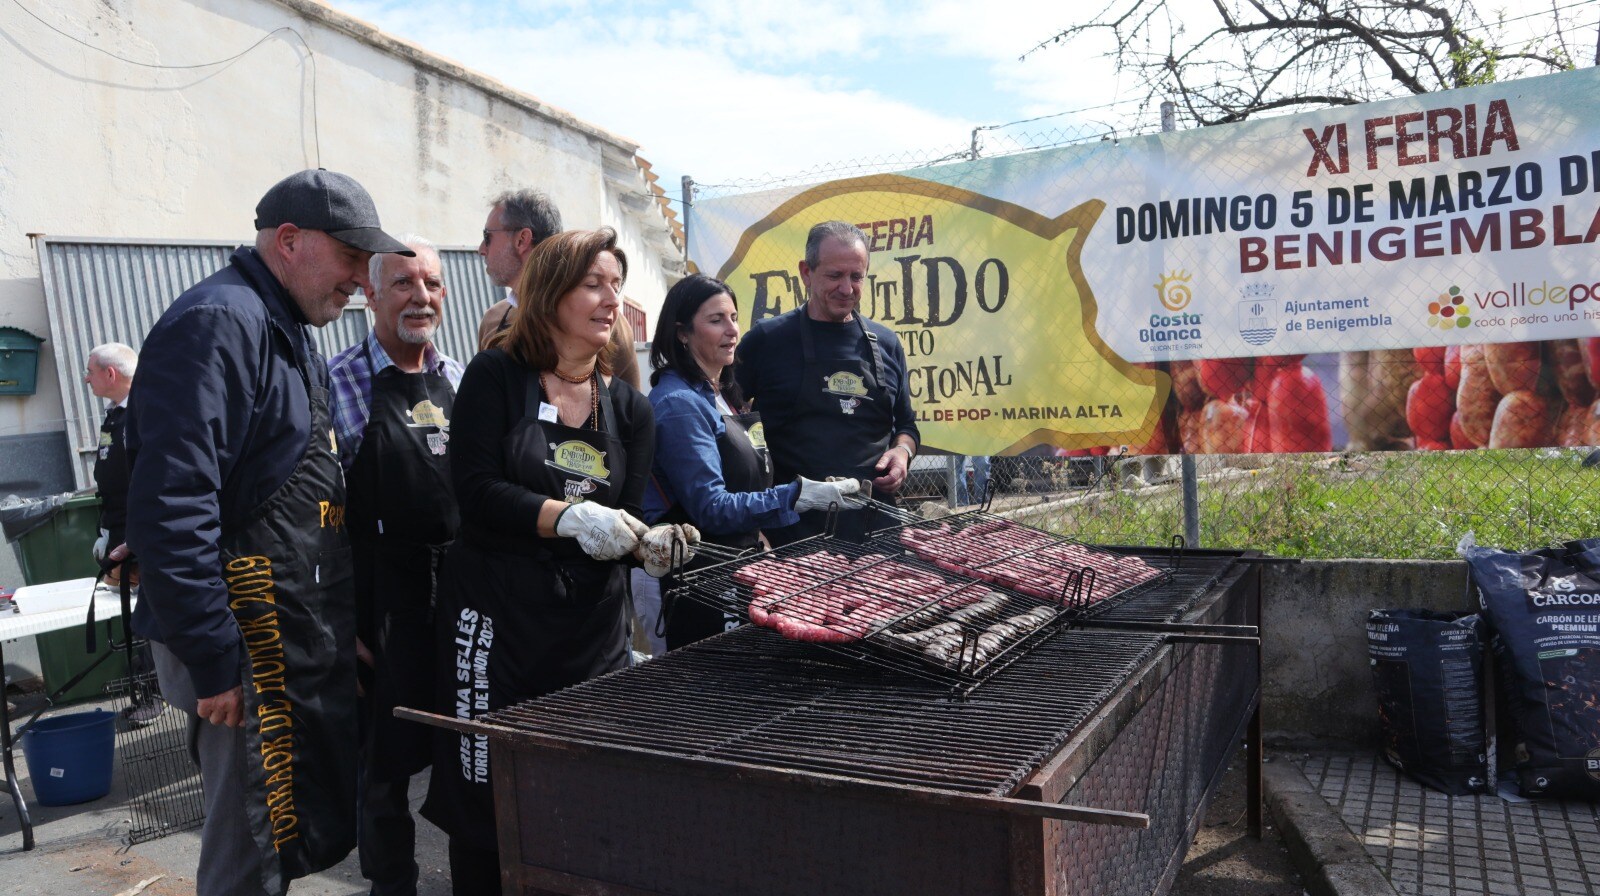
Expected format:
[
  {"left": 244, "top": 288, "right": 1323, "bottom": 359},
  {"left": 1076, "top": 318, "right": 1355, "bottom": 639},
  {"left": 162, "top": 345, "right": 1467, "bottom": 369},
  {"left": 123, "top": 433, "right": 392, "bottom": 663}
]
[
  {"left": 1427, "top": 286, "right": 1472, "bottom": 330},
  {"left": 1238, "top": 283, "right": 1277, "bottom": 346}
]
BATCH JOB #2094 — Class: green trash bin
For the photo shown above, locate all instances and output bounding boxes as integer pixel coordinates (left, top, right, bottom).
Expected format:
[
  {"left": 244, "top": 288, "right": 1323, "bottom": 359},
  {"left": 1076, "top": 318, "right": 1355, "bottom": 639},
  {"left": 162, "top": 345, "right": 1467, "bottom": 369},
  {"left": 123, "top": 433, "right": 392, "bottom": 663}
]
[{"left": 15, "top": 494, "right": 128, "bottom": 704}]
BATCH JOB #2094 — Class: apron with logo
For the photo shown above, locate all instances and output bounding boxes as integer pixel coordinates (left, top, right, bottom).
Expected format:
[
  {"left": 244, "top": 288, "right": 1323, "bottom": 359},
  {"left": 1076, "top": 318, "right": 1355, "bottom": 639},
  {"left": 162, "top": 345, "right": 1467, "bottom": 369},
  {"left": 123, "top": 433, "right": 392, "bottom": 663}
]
[
  {"left": 422, "top": 369, "right": 630, "bottom": 844},
  {"left": 658, "top": 394, "right": 772, "bottom": 648},
  {"left": 345, "top": 351, "right": 458, "bottom": 777},
  {"left": 768, "top": 311, "right": 895, "bottom": 544},
  {"left": 218, "top": 339, "right": 357, "bottom": 891}
]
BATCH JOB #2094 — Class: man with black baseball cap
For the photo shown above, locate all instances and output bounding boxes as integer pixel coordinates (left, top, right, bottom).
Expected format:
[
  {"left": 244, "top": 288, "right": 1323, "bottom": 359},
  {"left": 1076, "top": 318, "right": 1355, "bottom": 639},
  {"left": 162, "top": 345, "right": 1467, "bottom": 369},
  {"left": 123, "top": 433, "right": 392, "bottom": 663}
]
[{"left": 125, "top": 169, "right": 411, "bottom": 895}]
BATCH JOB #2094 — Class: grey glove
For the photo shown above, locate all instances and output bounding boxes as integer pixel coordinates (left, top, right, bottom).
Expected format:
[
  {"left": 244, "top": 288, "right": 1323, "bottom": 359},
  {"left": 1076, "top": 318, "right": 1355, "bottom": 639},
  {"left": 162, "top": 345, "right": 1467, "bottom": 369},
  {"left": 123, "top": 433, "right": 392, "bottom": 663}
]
[
  {"left": 555, "top": 502, "right": 648, "bottom": 561},
  {"left": 92, "top": 528, "right": 110, "bottom": 563},
  {"left": 635, "top": 523, "right": 700, "bottom": 577},
  {"left": 794, "top": 476, "right": 864, "bottom": 513}
]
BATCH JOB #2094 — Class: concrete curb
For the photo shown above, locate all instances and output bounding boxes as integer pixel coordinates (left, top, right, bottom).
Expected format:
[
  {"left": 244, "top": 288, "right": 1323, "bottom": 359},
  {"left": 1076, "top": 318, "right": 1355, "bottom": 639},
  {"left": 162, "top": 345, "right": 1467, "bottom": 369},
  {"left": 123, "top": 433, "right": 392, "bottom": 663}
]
[{"left": 1263, "top": 758, "right": 1400, "bottom": 896}]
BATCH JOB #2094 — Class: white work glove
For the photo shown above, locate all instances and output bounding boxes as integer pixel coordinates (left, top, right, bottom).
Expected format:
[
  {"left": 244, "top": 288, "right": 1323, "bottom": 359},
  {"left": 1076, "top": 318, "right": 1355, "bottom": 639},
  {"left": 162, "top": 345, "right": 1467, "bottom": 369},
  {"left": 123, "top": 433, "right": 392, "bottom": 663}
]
[
  {"left": 635, "top": 523, "right": 700, "bottom": 578},
  {"left": 92, "top": 528, "right": 110, "bottom": 563},
  {"left": 793, "top": 477, "right": 864, "bottom": 513},
  {"left": 555, "top": 502, "right": 648, "bottom": 561}
]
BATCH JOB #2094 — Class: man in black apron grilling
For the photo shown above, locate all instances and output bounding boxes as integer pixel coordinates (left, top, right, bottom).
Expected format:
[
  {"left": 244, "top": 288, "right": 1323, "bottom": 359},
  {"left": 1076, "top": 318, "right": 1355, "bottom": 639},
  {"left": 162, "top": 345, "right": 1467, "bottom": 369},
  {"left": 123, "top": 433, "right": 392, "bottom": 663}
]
[
  {"left": 734, "top": 220, "right": 921, "bottom": 544},
  {"left": 125, "top": 170, "right": 415, "bottom": 896},
  {"left": 327, "top": 235, "right": 463, "bottom": 896}
]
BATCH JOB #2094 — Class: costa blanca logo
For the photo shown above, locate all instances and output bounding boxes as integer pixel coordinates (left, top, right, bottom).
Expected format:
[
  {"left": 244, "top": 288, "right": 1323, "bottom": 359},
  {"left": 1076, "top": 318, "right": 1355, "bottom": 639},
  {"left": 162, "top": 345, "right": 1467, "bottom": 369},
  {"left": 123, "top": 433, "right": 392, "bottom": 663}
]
[
  {"left": 1155, "top": 270, "right": 1192, "bottom": 312},
  {"left": 1238, "top": 283, "right": 1277, "bottom": 346},
  {"left": 1427, "top": 286, "right": 1471, "bottom": 330}
]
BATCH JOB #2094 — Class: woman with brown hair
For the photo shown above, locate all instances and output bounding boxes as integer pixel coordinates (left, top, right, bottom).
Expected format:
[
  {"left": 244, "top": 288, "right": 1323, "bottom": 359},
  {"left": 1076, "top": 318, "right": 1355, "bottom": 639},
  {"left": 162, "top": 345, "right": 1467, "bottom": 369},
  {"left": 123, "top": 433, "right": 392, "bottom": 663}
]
[{"left": 420, "top": 228, "right": 691, "bottom": 894}]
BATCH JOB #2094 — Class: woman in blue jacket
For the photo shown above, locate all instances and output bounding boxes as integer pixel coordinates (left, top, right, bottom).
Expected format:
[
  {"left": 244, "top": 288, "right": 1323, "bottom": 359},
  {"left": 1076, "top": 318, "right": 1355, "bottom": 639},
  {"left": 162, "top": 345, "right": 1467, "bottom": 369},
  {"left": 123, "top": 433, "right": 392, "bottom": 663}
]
[{"left": 644, "top": 274, "right": 860, "bottom": 648}]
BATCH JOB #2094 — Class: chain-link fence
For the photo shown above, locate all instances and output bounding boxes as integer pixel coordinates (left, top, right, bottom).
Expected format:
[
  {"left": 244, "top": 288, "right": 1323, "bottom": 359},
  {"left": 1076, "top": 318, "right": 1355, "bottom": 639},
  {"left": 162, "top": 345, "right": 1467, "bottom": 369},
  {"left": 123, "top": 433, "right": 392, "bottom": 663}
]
[{"left": 686, "top": 73, "right": 1600, "bottom": 561}]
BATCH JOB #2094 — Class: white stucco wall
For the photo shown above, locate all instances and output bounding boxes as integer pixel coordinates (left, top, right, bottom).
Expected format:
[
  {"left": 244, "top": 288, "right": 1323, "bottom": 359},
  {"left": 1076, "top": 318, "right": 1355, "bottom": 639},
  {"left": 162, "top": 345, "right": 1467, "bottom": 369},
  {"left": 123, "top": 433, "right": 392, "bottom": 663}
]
[{"left": 0, "top": 0, "right": 680, "bottom": 440}]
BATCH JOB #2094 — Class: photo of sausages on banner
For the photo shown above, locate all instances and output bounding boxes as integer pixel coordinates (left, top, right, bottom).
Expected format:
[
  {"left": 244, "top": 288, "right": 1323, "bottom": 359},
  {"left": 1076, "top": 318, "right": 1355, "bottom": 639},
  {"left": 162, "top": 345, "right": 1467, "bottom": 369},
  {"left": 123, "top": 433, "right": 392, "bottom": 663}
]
[{"left": 689, "top": 66, "right": 1600, "bottom": 551}]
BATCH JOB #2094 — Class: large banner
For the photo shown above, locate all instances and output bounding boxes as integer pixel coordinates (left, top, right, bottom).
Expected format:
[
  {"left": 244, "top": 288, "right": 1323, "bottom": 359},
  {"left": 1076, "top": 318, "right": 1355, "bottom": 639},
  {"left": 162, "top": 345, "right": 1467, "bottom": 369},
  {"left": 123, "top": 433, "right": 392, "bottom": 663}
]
[{"left": 691, "top": 68, "right": 1600, "bottom": 456}]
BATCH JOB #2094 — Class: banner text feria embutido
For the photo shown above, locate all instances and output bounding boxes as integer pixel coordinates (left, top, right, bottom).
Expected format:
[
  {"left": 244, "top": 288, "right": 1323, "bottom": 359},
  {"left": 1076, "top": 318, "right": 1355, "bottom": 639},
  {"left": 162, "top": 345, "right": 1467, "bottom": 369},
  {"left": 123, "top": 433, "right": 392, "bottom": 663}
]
[{"left": 691, "top": 68, "right": 1600, "bottom": 457}]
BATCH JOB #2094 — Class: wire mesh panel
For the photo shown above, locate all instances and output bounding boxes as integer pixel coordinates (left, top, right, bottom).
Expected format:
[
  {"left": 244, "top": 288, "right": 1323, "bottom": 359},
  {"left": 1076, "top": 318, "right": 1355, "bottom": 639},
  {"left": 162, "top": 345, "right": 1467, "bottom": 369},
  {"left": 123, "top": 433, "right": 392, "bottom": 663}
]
[{"left": 106, "top": 659, "right": 204, "bottom": 843}]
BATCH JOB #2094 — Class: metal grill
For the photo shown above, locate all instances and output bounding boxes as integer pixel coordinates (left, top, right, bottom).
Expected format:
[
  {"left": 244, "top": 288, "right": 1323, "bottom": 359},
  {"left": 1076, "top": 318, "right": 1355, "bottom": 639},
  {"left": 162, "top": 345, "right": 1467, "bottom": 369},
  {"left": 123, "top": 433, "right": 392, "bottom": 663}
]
[
  {"left": 1053, "top": 578, "right": 1261, "bottom": 895},
  {"left": 106, "top": 668, "right": 204, "bottom": 844},
  {"left": 488, "top": 624, "right": 1163, "bottom": 798},
  {"left": 415, "top": 548, "right": 1262, "bottom": 896},
  {"left": 669, "top": 512, "right": 1185, "bottom": 693},
  {"left": 862, "top": 506, "right": 1175, "bottom": 619}
]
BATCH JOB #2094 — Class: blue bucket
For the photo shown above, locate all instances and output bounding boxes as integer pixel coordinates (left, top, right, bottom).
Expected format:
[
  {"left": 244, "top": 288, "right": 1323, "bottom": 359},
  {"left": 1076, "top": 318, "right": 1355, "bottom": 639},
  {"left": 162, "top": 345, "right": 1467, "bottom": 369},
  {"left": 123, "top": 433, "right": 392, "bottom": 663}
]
[{"left": 21, "top": 709, "right": 116, "bottom": 806}]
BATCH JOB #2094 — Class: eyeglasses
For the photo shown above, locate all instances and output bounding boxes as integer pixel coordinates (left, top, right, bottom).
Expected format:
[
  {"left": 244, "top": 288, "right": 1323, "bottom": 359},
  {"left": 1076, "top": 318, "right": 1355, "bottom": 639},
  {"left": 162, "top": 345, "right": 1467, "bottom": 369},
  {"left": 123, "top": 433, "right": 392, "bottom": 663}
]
[{"left": 481, "top": 228, "right": 520, "bottom": 246}]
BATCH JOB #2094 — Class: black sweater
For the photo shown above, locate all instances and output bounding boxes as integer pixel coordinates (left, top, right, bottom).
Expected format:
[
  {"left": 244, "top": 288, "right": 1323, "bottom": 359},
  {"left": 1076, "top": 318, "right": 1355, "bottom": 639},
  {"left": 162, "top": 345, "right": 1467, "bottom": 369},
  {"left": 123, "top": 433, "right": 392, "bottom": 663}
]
[{"left": 449, "top": 348, "right": 654, "bottom": 555}]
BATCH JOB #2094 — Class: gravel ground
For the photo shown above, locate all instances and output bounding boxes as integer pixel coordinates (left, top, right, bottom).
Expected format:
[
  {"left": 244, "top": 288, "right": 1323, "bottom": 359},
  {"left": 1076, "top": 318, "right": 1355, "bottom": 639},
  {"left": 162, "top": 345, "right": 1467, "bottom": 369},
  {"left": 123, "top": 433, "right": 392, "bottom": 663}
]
[{"left": 1171, "top": 751, "right": 1306, "bottom": 896}]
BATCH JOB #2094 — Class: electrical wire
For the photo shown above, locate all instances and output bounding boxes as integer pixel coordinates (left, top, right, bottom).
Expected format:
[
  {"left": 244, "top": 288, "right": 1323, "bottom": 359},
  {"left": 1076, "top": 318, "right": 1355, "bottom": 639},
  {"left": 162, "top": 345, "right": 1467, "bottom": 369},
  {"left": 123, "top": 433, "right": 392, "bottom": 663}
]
[{"left": 6, "top": 0, "right": 320, "bottom": 165}]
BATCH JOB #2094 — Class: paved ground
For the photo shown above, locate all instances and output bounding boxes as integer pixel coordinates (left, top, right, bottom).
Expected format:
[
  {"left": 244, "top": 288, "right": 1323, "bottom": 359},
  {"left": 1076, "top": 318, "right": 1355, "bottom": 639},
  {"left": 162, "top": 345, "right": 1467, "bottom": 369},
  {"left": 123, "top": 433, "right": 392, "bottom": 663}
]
[
  {"left": 1, "top": 692, "right": 450, "bottom": 895},
  {"left": 1291, "top": 752, "right": 1600, "bottom": 896}
]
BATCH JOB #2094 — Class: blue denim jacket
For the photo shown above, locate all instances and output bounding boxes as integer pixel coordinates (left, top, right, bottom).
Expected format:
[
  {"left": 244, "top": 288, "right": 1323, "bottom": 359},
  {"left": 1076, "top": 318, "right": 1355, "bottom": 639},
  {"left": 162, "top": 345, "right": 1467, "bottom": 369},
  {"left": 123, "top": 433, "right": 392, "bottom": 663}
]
[{"left": 643, "top": 369, "right": 800, "bottom": 535}]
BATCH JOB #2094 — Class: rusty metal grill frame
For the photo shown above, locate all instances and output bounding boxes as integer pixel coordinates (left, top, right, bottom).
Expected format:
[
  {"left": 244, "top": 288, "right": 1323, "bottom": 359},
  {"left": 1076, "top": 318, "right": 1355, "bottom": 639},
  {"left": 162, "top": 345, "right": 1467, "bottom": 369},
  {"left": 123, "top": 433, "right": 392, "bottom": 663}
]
[{"left": 403, "top": 547, "right": 1264, "bottom": 896}]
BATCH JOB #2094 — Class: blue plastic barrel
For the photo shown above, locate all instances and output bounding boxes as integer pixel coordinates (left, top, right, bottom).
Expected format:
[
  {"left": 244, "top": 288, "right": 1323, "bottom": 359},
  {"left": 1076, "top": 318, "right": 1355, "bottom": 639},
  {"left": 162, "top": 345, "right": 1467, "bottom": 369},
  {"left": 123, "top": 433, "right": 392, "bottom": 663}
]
[{"left": 21, "top": 709, "right": 116, "bottom": 806}]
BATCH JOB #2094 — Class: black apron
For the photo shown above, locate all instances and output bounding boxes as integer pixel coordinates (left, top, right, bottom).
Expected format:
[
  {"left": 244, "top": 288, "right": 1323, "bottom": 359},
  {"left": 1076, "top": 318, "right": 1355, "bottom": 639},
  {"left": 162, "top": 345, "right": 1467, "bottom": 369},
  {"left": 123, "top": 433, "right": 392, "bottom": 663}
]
[
  {"left": 768, "top": 311, "right": 896, "bottom": 544},
  {"left": 422, "top": 370, "right": 631, "bottom": 844},
  {"left": 218, "top": 341, "right": 356, "bottom": 892},
  {"left": 658, "top": 399, "right": 772, "bottom": 649},
  {"left": 345, "top": 352, "right": 458, "bottom": 778},
  {"left": 94, "top": 404, "right": 130, "bottom": 556}
]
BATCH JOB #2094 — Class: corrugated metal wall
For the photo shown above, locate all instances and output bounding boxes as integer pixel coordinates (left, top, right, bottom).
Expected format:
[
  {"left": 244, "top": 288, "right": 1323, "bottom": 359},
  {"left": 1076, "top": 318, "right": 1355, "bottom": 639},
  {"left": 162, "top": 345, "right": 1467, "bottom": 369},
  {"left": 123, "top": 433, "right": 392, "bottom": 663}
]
[{"left": 37, "top": 237, "right": 500, "bottom": 489}]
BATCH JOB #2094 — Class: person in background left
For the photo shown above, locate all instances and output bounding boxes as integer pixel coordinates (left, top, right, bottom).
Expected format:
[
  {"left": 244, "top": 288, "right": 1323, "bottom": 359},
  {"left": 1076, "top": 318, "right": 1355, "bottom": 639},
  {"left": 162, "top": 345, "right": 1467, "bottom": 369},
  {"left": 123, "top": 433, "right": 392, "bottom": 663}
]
[
  {"left": 86, "top": 342, "right": 138, "bottom": 578},
  {"left": 86, "top": 341, "right": 166, "bottom": 725},
  {"left": 327, "top": 234, "right": 463, "bottom": 896}
]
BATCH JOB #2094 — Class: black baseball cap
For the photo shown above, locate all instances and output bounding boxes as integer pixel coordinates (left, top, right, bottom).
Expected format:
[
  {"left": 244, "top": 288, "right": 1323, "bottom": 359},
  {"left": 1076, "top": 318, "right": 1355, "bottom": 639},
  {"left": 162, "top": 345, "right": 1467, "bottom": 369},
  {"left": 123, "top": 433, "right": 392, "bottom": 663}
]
[{"left": 254, "top": 169, "right": 415, "bottom": 256}]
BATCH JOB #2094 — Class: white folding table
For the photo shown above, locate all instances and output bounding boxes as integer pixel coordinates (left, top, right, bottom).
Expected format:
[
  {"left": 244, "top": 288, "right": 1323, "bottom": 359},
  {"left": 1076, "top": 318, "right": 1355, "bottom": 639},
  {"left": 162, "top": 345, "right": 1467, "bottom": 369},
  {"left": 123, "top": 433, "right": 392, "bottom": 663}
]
[{"left": 1, "top": 578, "right": 135, "bottom": 851}]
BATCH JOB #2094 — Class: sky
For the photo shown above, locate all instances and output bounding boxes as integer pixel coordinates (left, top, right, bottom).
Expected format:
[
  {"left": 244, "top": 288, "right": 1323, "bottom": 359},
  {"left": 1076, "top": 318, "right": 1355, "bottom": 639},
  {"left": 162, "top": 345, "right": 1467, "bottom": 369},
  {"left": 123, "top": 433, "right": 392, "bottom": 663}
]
[{"left": 335, "top": 0, "right": 1593, "bottom": 196}]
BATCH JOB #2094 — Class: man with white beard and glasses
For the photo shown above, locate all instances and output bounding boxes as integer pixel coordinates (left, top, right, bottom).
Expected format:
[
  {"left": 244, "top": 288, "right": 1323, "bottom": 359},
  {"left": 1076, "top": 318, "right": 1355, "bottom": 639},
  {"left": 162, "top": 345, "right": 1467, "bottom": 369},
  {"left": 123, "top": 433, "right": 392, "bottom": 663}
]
[{"left": 328, "top": 235, "right": 464, "bottom": 896}]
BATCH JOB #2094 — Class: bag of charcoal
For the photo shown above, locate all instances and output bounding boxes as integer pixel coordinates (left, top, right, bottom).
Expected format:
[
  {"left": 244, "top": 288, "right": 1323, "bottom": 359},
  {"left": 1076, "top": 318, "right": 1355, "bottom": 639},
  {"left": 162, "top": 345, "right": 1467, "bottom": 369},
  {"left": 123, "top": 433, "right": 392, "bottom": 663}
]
[
  {"left": 1367, "top": 609, "right": 1490, "bottom": 795},
  {"left": 1464, "top": 537, "right": 1600, "bottom": 800}
]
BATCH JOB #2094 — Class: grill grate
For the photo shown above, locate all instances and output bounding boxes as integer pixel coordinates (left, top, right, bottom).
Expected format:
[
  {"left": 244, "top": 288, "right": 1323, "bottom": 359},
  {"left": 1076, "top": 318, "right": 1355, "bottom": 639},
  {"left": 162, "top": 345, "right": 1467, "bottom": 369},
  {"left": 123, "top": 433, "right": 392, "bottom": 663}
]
[
  {"left": 862, "top": 509, "right": 1176, "bottom": 619},
  {"left": 488, "top": 624, "right": 1166, "bottom": 796},
  {"left": 670, "top": 515, "right": 1182, "bottom": 693},
  {"left": 106, "top": 665, "right": 205, "bottom": 844}
]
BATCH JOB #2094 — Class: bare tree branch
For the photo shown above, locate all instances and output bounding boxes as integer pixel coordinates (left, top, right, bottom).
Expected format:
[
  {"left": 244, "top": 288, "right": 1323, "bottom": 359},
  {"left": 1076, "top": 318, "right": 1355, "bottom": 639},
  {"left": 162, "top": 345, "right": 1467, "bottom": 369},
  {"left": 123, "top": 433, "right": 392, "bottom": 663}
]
[{"left": 1027, "top": 0, "right": 1578, "bottom": 127}]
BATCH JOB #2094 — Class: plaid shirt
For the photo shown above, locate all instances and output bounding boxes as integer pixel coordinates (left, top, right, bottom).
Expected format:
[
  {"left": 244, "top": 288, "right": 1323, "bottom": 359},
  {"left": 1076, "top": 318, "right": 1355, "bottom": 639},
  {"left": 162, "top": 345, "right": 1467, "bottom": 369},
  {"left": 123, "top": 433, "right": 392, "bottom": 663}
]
[{"left": 327, "top": 331, "right": 464, "bottom": 471}]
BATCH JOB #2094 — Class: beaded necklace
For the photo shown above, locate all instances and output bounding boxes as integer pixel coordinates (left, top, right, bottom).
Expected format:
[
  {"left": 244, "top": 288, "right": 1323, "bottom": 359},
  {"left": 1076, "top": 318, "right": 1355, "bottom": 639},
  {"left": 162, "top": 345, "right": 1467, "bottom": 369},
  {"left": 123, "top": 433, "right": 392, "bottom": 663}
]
[{"left": 540, "top": 370, "right": 598, "bottom": 428}]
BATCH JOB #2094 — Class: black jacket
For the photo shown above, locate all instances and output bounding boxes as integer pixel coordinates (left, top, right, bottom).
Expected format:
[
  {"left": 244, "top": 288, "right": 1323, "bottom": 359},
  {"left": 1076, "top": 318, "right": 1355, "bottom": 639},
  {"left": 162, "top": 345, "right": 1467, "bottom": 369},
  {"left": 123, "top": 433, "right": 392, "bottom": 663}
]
[{"left": 125, "top": 247, "right": 322, "bottom": 698}]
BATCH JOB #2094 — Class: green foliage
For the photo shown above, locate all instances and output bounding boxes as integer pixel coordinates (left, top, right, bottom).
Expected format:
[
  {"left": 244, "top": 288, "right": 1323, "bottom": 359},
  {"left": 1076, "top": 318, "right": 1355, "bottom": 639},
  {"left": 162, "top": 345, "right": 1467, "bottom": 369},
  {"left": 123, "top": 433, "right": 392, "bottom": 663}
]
[
  {"left": 1448, "top": 31, "right": 1500, "bottom": 87},
  {"left": 1035, "top": 450, "right": 1600, "bottom": 559}
]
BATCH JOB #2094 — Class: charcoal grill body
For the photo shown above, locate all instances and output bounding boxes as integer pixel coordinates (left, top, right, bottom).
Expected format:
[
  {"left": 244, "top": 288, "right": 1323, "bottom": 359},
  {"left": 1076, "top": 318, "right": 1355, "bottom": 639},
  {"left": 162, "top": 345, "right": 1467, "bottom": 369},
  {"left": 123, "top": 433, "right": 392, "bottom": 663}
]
[{"left": 471, "top": 549, "right": 1261, "bottom": 896}]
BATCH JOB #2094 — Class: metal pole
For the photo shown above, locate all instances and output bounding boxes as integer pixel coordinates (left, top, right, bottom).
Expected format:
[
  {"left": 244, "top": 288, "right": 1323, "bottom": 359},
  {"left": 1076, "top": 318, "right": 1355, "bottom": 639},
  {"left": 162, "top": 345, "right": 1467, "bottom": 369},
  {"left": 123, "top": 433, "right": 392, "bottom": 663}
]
[
  {"left": 947, "top": 455, "right": 960, "bottom": 508},
  {"left": 1160, "top": 100, "right": 1202, "bottom": 548},
  {"left": 680, "top": 175, "right": 694, "bottom": 267}
]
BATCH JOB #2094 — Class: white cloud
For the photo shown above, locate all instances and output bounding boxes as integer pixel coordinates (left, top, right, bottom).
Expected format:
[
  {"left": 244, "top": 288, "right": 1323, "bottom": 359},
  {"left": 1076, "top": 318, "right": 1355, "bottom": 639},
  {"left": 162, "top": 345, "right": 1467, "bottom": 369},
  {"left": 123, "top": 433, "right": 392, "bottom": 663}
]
[
  {"left": 335, "top": 0, "right": 1585, "bottom": 191},
  {"left": 337, "top": 0, "right": 976, "bottom": 186}
]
